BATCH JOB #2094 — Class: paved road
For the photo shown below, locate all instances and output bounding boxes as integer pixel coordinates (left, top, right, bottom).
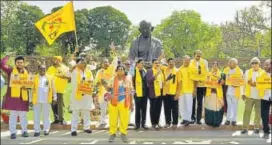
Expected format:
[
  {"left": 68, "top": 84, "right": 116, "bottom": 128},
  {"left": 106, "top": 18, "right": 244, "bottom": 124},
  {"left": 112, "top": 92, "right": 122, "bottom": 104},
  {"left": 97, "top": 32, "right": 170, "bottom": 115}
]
[{"left": 1, "top": 130, "right": 271, "bottom": 144}]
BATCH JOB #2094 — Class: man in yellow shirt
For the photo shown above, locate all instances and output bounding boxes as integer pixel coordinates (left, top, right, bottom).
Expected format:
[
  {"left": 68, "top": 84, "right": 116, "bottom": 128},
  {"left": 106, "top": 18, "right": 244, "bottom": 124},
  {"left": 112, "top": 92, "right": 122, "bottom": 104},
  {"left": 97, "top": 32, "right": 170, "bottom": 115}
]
[
  {"left": 47, "top": 56, "right": 70, "bottom": 125},
  {"left": 177, "top": 55, "right": 195, "bottom": 127},
  {"left": 163, "top": 58, "right": 179, "bottom": 128}
]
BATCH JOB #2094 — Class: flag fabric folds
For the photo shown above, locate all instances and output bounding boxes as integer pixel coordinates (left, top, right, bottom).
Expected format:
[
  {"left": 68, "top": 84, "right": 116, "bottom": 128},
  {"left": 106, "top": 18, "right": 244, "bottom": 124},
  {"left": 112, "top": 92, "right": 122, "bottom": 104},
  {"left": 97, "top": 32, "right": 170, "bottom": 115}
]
[{"left": 35, "top": 2, "right": 76, "bottom": 45}]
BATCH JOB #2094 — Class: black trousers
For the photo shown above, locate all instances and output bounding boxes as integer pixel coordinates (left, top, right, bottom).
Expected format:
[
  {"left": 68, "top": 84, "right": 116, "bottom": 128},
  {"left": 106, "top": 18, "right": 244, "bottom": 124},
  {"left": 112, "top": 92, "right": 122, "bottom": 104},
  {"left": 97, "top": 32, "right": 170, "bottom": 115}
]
[
  {"left": 223, "top": 85, "right": 228, "bottom": 113},
  {"left": 163, "top": 95, "right": 179, "bottom": 125},
  {"left": 51, "top": 93, "right": 65, "bottom": 121},
  {"left": 134, "top": 95, "right": 148, "bottom": 128},
  {"left": 261, "top": 99, "right": 272, "bottom": 134},
  {"left": 192, "top": 87, "right": 206, "bottom": 122},
  {"left": 149, "top": 97, "right": 162, "bottom": 126}
]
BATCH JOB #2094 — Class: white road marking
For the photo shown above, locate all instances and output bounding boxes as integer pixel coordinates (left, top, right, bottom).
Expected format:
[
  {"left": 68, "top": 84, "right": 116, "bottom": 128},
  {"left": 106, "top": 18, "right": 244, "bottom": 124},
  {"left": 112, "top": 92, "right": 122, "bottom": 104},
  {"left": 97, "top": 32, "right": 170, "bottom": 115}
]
[
  {"left": 50, "top": 131, "right": 59, "bottom": 134},
  {"left": 229, "top": 141, "right": 239, "bottom": 144},
  {"left": 232, "top": 131, "right": 241, "bottom": 137},
  {"left": 173, "top": 141, "right": 186, "bottom": 144},
  {"left": 80, "top": 140, "right": 99, "bottom": 144},
  {"left": 20, "top": 139, "right": 44, "bottom": 144},
  {"left": 143, "top": 142, "right": 154, "bottom": 144},
  {"left": 1, "top": 131, "right": 10, "bottom": 138},
  {"left": 129, "top": 140, "right": 137, "bottom": 144}
]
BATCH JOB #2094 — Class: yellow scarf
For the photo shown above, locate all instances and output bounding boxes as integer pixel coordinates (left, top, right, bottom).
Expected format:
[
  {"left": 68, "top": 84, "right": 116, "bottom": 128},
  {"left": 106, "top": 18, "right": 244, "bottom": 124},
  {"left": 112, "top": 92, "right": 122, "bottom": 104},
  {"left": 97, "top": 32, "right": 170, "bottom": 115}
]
[
  {"left": 9, "top": 68, "right": 29, "bottom": 101},
  {"left": 152, "top": 67, "right": 164, "bottom": 97},
  {"left": 245, "top": 68, "right": 264, "bottom": 98},
  {"left": 205, "top": 70, "right": 223, "bottom": 99},
  {"left": 189, "top": 58, "right": 208, "bottom": 82},
  {"left": 76, "top": 67, "right": 93, "bottom": 101},
  {"left": 256, "top": 72, "right": 271, "bottom": 98},
  {"left": 95, "top": 66, "right": 115, "bottom": 101},
  {"left": 163, "top": 67, "right": 178, "bottom": 96},
  {"left": 135, "top": 68, "right": 145, "bottom": 97},
  {"left": 32, "top": 74, "right": 53, "bottom": 105},
  {"left": 225, "top": 66, "right": 243, "bottom": 98}
]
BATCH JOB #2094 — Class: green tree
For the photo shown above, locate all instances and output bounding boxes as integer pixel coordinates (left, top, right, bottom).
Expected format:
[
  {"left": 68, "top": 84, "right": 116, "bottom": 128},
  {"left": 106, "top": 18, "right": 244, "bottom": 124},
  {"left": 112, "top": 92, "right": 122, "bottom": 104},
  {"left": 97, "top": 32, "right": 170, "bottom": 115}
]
[
  {"left": 153, "top": 10, "right": 221, "bottom": 58},
  {"left": 1, "top": 0, "right": 20, "bottom": 55},
  {"left": 88, "top": 6, "right": 132, "bottom": 57},
  {"left": 11, "top": 3, "right": 44, "bottom": 55}
]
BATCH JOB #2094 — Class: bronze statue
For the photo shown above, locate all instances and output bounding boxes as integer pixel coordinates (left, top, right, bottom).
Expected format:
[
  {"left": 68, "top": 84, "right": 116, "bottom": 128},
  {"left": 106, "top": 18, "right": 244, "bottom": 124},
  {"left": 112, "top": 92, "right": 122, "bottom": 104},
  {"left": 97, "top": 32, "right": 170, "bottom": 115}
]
[{"left": 128, "top": 20, "right": 163, "bottom": 67}]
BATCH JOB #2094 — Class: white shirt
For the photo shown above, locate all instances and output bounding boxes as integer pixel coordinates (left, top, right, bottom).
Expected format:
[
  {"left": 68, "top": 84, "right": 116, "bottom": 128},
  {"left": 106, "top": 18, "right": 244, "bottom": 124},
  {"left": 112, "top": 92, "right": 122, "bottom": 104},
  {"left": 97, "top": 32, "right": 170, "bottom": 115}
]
[
  {"left": 245, "top": 70, "right": 260, "bottom": 99},
  {"left": 37, "top": 75, "right": 57, "bottom": 103},
  {"left": 263, "top": 73, "right": 272, "bottom": 101},
  {"left": 227, "top": 68, "right": 244, "bottom": 96}
]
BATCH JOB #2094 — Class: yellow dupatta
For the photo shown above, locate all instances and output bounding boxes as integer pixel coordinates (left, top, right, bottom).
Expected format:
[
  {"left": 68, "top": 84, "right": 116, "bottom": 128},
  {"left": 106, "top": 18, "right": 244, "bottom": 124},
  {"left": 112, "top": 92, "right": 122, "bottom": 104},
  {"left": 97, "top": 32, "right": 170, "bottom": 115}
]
[{"left": 9, "top": 68, "right": 29, "bottom": 101}]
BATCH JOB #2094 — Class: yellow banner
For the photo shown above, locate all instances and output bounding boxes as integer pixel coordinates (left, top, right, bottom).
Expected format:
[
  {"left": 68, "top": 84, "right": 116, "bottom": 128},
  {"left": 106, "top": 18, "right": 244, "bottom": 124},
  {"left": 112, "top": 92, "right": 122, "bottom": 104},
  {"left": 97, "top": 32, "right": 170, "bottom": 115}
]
[
  {"left": 35, "top": 2, "right": 75, "bottom": 45},
  {"left": 205, "top": 80, "right": 221, "bottom": 88},
  {"left": 11, "top": 75, "right": 34, "bottom": 88},
  {"left": 256, "top": 76, "right": 271, "bottom": 89},
  {"left": 226, "top": 74, "right": 244, "bottom": 86},
  {"left": 78, "top": 82, "right": 92, "bottom": 95}
]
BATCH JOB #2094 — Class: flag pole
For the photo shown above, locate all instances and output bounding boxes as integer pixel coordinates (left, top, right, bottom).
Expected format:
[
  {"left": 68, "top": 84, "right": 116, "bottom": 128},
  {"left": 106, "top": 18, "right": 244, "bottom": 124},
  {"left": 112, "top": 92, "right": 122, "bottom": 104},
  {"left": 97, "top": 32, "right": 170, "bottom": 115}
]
[{"left": 71, "top": 0, "right": 79, "bottom": 55}]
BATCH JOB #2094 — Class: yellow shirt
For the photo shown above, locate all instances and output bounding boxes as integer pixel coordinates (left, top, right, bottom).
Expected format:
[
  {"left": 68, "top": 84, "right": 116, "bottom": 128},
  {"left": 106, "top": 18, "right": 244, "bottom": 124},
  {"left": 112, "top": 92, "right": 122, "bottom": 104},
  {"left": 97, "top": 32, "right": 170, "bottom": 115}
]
[
  {"left": 163, "top": 67, "right": 178, "bottom": 95},
  {"left": 178, "top": 65, "right": 194, "bottom": 95},
  {"left": 46, "top": 65, "right": 69, "bottom": 94}
]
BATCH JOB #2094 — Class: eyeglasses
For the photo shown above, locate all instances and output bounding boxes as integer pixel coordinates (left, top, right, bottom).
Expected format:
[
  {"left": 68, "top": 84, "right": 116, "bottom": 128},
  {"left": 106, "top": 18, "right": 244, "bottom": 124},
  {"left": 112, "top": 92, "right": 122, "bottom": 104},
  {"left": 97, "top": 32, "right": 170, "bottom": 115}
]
[
  {"left": 251, "top": 62, "right": 258, "bottom": 65},
  {"left": 124, "top": 63, "right": 130, "bottom": 66},
  {"left": 118, "top": 68, "right": 124, "bottom": 71}
]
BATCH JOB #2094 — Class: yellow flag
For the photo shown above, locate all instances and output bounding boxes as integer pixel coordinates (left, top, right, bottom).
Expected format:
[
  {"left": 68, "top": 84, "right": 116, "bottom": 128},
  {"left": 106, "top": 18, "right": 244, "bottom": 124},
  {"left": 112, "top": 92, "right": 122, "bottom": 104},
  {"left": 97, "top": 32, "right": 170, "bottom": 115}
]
[{"left": 35, "top": 2, "right": 76, "bottom": 45}]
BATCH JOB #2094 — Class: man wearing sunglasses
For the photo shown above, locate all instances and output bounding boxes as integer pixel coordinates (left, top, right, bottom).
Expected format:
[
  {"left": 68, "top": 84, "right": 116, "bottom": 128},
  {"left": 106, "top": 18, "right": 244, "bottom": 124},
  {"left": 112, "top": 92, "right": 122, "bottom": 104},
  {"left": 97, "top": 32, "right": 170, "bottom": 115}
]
[
  {"left": 189, "top": 50, "right": 209, "bottom": 124},
  {"left": 241, "top": 57, "right": 264, "bottom": 134}
]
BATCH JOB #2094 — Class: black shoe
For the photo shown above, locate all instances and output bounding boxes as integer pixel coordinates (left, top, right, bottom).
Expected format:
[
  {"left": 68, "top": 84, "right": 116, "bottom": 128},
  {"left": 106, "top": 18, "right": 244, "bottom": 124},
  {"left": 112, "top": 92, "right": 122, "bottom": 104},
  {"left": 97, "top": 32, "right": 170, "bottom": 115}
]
[
  {"left": 254, "top": 129, "right": 259, "bottom": 134},
  {"left": 142, "top": 125, "right": 149, "bottom": 130},
  {"left": 44, "top": 131, "right": 49, "bottom": 136},
  {"left": 231, "top": 121, "right": 237, "bottom": 126},
  {"left": 180, "top": 120, "right": 185, "bottom": 125},
  {"left": 84, "top": 130, "right": 92, "bottom": 134},
  {"left": 71, "top": 131, "right": 77, "bottom": 136},
  {"left": 241, "top": 129, "right": 248, "bottom": 134},
  {"left": 224, "top": 120, "right": 230, "bottom": 125},
  {"left": 10, "top": 133, "right": 16, "bottom": 139},
  {"left": 190, "top": 120, "right": 195, "bottom": 124},
  {"left": 121, "top": 133, "right": 128, "bottom": 143},
  {"left": 51, "top": 120, "right": 60, "bottom": 124},
  {"left": 34, "top": 132, "right": 40, "bottom": 137},
  {"left": 152, "top": 125, "right": 156, "bottom": 129},
  {"left": 108, "top": 134, "right": 116, "bottom": 143},
  {"left": 22, "top": 132, "right": 29, "bottom": 137},
  {"left": 196, "top": 121, "right": 202, "bottom": 125},
  {"left": 184, "top": 121, "right": 190, "bottom": 127},
  {"left": 128, "top": 123, "right": 135, "bottom": 126},
  {"left": 263, "top": 133, "right": 269, "bottom": 139}
]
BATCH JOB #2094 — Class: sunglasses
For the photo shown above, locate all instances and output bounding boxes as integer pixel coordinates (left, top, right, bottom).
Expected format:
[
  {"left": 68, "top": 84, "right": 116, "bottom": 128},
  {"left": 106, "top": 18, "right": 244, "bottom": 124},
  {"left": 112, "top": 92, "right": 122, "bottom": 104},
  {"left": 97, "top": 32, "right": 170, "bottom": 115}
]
[
  {"left": 251, "top": 62, "right": 258, "bottom": 65},
  {"left": 124, "top": 63, "right": 130, "bottom": 66}
]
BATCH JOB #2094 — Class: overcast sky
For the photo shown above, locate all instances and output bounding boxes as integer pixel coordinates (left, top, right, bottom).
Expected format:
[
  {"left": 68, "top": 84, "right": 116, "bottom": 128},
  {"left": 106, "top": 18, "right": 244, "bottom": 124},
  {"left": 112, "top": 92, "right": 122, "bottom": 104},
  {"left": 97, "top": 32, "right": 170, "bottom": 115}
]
[{"left": 24, "top": 1, "right": 261, "bottom": 26}]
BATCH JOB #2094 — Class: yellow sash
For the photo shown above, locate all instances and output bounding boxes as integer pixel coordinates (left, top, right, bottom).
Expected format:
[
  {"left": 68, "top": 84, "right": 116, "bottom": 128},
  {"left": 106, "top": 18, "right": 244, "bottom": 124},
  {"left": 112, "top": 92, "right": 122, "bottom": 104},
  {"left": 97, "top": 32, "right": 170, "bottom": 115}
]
[
  {"left": 163, "top": 67, "right": 178, "bottom": 96},
  {"left": 205, "top": 70, "right": 223, "bottom": 99},
  {"left": 189, "top": 58, "right": 208, "bottom": 84},
  {"left": 46, "top": 65, "right": 68, "bottom": 94},
  {"left": 225, "top": 66, "right": 243, "bottom": 98},
  {"left": 256, "top": 72, "right": 271, "bottom": 98},
  {"left": 76, "top": 67, "right": 93, "bottom": 100},
  {"left": 32, "top": 75, "right": 53, "bottom": 105},
  {"left": 245, "top": 68, "right": 264, "bottom": 97},
  {"left": 152, "top": 67, "right": 164, "bottom": 97},
  {"left": 135, "top": 68, "right": 143, "bottom": 97},
  {"left": 9, "top": 68, "right": 29, "bottom": 101}
]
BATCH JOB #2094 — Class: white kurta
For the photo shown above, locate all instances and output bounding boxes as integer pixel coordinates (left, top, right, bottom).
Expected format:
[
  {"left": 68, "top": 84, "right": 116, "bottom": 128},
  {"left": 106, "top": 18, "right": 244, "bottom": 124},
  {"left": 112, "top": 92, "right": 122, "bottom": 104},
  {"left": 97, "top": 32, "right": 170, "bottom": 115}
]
[{"left": 70, "top": 68, "right": 94, "bottom": 111}]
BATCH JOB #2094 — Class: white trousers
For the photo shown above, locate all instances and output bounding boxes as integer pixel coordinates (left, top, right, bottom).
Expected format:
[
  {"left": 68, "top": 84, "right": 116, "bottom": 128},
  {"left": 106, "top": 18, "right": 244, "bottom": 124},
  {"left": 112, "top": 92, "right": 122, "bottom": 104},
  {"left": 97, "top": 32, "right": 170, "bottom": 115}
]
[
  {"left": 71, "top": 109, "right": 90, "bottom": 132},
  {"left": 33, "top": 103, "right": 50, "bottom": 133},
  {"left": 226, "top": 94, "right": 238, "bottom": 122},
  {"left": 99, "top": 100, "right": 107, "bottom": 124},
  {"left": 9, "top": 111, "right": 28, "bottom": 134},
  {"left": 179, "top": 94, "right": 193, "bottom": 122}
]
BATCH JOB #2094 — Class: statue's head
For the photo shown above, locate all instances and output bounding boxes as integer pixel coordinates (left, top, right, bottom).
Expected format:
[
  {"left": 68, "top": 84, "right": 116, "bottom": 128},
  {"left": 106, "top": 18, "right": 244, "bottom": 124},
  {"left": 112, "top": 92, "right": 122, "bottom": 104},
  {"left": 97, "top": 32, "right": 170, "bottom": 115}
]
[{"left": 139, "top": 20, "right": 154, "bottom": 38}]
